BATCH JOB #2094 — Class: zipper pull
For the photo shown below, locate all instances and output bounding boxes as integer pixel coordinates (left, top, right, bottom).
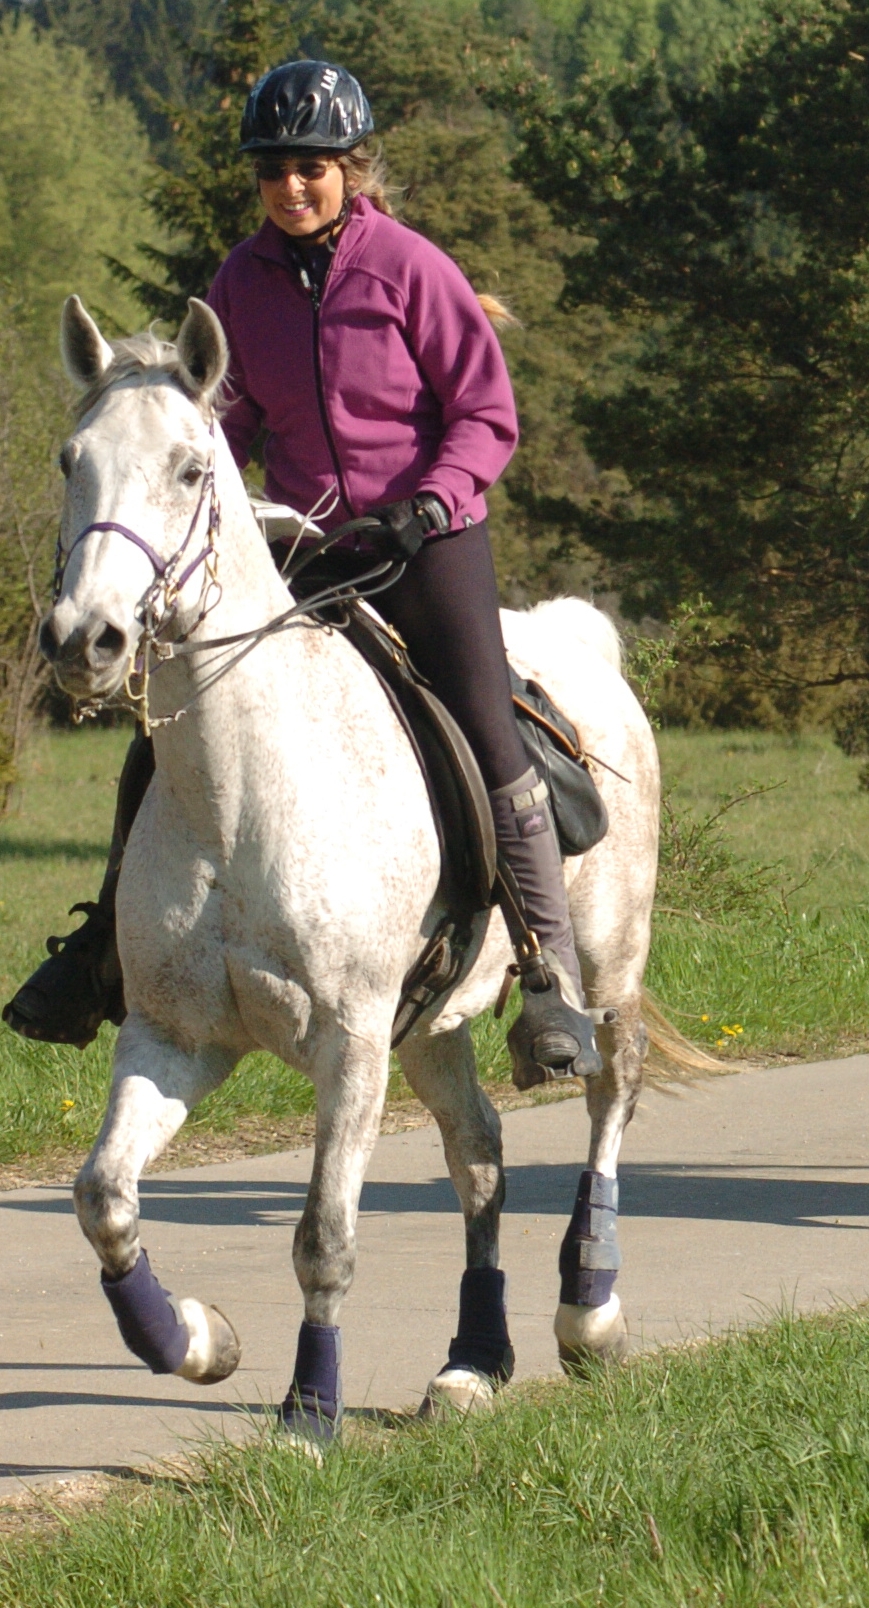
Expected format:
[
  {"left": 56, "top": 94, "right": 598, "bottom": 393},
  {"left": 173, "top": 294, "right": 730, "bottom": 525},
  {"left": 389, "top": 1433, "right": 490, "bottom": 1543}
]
[{"left": 298, "top": 263, "right": 320, "bottom": 312}]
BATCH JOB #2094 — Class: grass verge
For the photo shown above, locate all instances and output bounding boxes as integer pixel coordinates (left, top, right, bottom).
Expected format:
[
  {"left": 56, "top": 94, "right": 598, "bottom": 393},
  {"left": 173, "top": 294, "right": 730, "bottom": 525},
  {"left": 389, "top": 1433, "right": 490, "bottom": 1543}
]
[{"left": 4, "top": 1304, "right": 869, "bottom": 1605}]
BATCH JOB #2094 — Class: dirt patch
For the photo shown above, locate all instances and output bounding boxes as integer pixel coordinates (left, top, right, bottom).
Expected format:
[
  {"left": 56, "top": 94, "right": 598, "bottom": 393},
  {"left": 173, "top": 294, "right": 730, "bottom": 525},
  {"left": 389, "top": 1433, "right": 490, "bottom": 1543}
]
[
  {"left": 0, "top": 1081, "right": 589, "bottom": 1193},
  {"left": 0, "top": 1470, "right": 149, "bottom": 1537}
]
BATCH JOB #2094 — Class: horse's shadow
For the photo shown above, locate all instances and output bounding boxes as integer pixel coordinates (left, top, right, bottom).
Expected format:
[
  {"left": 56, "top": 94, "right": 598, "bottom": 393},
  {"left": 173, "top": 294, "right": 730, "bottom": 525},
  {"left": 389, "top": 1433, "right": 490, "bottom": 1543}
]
[{"left": 4, "top": 1164, "right": 869, "bottom": 1230}]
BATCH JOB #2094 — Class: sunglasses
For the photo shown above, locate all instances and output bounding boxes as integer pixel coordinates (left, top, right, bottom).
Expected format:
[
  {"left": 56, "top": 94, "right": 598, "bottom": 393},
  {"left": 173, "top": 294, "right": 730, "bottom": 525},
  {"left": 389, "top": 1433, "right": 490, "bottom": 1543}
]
[{"left": 253, "top": 156, "right": 333, "bottom": 183}]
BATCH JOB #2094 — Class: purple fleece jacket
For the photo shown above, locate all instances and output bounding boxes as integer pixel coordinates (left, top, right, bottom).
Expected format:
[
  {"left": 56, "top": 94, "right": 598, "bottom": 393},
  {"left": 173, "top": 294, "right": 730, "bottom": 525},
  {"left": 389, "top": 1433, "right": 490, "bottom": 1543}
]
[{"left": 206, "top": 196, "right": 519, "bottom": 535}]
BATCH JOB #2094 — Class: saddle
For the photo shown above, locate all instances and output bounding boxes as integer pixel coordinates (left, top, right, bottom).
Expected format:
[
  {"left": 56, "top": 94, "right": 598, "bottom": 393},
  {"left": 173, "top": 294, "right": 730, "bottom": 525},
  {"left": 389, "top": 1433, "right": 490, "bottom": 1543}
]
[
  {"left": 250, "top": 500, "right": 610, "bottom": 1042},
  {"left": 338, "top": 603, "right": 609, "bottom": 1045}
]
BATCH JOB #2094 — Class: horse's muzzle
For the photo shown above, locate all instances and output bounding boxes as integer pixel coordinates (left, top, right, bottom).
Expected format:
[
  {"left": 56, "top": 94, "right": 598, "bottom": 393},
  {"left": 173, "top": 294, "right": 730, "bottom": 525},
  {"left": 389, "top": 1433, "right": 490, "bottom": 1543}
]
[{"left": 39, "top": 607, "right": 132, "bottom": 697}]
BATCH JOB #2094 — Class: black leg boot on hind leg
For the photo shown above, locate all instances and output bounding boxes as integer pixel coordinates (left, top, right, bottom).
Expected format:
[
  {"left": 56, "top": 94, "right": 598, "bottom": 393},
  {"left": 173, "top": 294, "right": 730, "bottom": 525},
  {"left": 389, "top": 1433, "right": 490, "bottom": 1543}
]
[
  {"left": 489, "top": 767, "right": 603, "bottom": 1091},
  {"left": 2, "top": 729, "right": 155, "bottom": 1048},
  {"left": 419, "top": 1267, "right": 515, "bottom": 1418}
]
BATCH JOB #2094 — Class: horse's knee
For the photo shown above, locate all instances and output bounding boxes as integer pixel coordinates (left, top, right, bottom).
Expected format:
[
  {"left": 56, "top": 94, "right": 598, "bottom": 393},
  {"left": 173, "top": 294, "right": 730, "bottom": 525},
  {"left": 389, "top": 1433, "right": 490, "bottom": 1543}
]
[
  {"left": 292, "top": 1208, "right": 356, "bottom": 1325},
  {"left": 450, "top": 1156, "right": 504, "bottom": 1218},
  {"left": 73, "top": 1162, "right": 139, "bottom": 1277}
]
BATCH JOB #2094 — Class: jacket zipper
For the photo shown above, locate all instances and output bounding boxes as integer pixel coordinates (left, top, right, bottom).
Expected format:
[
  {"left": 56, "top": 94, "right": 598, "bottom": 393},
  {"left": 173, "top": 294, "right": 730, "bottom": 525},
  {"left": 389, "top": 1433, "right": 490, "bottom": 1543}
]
[{"left": 297, "top": 263, "right": 355, "bottom": 518}]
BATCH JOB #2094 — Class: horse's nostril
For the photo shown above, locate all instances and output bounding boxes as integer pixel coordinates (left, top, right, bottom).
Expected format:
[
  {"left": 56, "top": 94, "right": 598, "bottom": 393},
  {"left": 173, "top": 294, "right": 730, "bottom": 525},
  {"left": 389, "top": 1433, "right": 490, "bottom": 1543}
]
[
  {"left": 38, "top": 617, "right": 60, "bottom": 663},
  {"left": 94, "top": 624, "right": 126, "bottom": 659}
]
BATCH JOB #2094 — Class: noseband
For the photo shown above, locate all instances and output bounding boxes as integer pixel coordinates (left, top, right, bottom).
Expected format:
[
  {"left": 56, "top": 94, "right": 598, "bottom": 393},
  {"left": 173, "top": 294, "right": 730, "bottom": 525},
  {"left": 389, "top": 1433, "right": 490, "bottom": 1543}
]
[{"left": 53, "top": 431, "right": 220, "bottom": 617}]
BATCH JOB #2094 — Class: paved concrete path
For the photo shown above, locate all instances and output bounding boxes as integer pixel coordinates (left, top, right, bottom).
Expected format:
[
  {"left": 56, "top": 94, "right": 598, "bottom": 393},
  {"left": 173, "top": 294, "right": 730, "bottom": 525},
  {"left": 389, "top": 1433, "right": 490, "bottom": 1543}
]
[{"left": 3, "top": 1054, "right": 869, "bottom": 1494}]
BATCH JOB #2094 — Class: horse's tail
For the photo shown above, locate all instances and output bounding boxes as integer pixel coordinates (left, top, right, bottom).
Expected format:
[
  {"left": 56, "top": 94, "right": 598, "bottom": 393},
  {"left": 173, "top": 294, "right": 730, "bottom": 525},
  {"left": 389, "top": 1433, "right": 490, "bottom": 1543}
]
[
  {"left": 477, "top": 292, "right": 519, "bottom": 330},
  {"left": 642, "top": 987, "right": 732, "bottom": 1081}
]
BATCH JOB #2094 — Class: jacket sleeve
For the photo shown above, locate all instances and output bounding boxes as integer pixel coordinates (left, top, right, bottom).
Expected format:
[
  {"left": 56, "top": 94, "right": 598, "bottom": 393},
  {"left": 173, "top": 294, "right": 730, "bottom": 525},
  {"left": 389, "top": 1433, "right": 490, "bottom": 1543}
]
[
  {"left": 206, "top": 264, "right": 265, "bottom": 472},
  {"left": 401, "top": 242, "right": 519, "bottom": 524}
]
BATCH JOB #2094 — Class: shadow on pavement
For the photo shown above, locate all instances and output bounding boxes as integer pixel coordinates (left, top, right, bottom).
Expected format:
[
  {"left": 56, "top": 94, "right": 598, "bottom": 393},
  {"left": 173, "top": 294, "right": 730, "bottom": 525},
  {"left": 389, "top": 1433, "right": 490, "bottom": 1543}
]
[
  {"left": 0, "top": 1389, "right": 261, "bottom": 1414},
  {"left": 3, "top": 1164, "right": 869, "bottom": 1229}
]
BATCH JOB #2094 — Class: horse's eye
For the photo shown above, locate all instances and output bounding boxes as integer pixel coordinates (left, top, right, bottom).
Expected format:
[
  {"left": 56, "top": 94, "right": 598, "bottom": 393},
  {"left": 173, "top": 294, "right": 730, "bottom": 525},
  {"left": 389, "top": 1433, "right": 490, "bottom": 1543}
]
[
  {"left": 181, "top": 462, "right": 204, "bottom": 486},
  {"left": 58, "top": 447, "right": 72, "bottom": 478}
]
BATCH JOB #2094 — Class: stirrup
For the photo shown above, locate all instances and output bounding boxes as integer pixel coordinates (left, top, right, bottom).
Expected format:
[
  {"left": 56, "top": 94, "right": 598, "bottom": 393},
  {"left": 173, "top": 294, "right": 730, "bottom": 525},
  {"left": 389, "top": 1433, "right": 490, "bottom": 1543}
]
[
  {"left": 506, "top": 947, "right": 603, "bottom": 1091},
  {"left": 2, "top": 899, "right": 124, "bottom": 1050}
]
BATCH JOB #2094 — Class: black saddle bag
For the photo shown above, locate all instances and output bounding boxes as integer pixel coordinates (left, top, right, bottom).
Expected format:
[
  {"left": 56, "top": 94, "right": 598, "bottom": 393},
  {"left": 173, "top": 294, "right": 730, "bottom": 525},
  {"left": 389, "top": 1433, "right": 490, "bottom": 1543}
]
[{"left": 510, "top": 669, "right": 609, "bottom": 857}]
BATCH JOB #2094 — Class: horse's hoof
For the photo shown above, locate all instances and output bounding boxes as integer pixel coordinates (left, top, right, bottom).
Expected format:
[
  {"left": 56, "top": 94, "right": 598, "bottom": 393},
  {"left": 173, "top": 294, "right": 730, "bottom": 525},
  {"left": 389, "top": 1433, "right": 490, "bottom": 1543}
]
[
  {"left": 417, "top": 1367, "right": 496, "bottom": 1419},
  {"left": 281, "top": 1429, "right": 326, "bottom": 1466},
  {"left": 279, "top": 1405, "right": 340, "bottom": 1464},
  {"left": 554, "top": 1294, "right": 628, "bottom": 1374},
  {"left": 174, "top": 1299, "right": 241, "bottom": 1384}
]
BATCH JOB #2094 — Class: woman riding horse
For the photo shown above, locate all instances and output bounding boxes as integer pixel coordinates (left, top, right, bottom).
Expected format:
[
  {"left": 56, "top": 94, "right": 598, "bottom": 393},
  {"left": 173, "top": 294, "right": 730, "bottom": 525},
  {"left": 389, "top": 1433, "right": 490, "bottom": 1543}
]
[{"left": 3, "top": 59, "right": 601, "bottom": 1091}]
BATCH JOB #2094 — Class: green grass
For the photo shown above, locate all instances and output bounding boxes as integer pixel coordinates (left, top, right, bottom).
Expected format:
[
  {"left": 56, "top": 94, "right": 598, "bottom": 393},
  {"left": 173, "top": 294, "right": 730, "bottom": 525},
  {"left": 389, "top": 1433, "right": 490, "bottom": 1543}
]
[
  {"left": 2, "top": 725, "right": 869, "bottom": 1168},
  {"left": 648, "top": 731, "right": 869, "bottom": 1061},
  {"left": 5, "top": 1304, "right": 869, "bottom": 1605},
  {"left": 656, "top": 730, "right": 869, "bottom": 914}
]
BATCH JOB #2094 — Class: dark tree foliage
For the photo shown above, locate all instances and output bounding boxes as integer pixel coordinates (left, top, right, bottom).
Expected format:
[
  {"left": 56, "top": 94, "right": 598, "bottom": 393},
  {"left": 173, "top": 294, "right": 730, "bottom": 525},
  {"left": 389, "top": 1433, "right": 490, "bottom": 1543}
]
[
  {"left": 489, "top": 1, "right": 869, "bottom": 697},
  {"left": 0, "top": 0, "right": 218, "bottom": 141},
  {"left": 108, "top": 0, "right": 289, "bottom": 321}
]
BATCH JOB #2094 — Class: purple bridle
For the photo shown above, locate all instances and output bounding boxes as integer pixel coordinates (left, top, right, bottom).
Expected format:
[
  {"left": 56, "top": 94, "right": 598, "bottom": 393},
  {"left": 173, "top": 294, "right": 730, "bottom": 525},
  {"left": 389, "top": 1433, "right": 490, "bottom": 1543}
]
[{"left": 53, "top": 442, "right": 218, "bottom": 613}]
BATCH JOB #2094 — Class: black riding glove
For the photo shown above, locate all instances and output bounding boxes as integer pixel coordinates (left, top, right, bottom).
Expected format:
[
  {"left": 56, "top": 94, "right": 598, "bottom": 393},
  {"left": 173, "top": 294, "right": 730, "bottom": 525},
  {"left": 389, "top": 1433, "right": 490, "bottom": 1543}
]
[{"left": 365, "top": 494, "right": 451, "bottom": 560}]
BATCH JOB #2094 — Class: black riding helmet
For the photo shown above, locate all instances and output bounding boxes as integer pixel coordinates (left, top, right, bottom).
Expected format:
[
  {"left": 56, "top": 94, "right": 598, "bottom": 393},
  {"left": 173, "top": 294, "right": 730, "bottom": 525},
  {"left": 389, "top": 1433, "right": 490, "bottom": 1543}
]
[{"left": 240, "top": 60, "right": 374, "bottom": 155}]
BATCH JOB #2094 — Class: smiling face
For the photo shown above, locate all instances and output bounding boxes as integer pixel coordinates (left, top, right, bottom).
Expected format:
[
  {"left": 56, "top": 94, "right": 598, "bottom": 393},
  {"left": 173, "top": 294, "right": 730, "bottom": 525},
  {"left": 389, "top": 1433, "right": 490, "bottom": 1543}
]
[{"left": 255, "top": 154, "right": 346, "bottom": 238}]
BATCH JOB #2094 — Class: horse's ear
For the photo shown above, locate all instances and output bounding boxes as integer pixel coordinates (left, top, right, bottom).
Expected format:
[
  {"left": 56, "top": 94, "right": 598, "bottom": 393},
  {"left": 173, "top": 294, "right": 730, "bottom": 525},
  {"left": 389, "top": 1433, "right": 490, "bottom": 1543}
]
[
  {"left": 60, "top": 295, "right": 114, "bottom": 389},
  {"left": 176, "top": 298, "right": 228, "bottom": 404}
]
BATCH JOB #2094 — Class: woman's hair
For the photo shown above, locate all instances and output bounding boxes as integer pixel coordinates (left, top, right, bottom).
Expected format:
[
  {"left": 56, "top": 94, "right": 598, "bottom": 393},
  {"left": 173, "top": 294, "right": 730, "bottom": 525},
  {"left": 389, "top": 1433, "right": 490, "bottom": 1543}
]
[{"left": 337, "top": 141, "right": 396, "bottom": 216}]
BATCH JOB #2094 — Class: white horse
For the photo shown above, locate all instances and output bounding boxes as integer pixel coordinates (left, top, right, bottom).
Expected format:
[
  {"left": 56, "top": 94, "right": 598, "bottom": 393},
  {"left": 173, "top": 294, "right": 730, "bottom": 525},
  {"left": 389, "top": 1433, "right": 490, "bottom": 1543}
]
[{"left": 43, "top": 294, "right": 659, "bottom": 1438}]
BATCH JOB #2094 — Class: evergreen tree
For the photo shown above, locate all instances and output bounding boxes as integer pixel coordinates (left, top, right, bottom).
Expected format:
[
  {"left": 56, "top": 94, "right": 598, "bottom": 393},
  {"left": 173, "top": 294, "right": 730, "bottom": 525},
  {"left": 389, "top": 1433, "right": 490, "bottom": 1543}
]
[
  {"left": 490, "top": 0, "right": 869, "bottom": 702},
  {"left": 109, "top": 0, "right": 288, "bottom": 320},
  {"left": 1, "top": 0, "right": 218, "bottom": 143},
  {"left": 0, "top": 292, "right": 67, "bottom": 804},
  {"left": 0, "top": 14, "right": 157, "bottom": 338},
  {"left": 485, "top": 0, "right": 767, "bottom": 91}
]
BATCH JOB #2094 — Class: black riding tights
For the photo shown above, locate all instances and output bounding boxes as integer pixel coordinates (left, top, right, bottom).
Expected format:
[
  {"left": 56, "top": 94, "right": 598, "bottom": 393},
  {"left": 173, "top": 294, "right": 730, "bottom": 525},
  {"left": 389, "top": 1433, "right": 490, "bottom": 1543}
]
[{"left": 288, "top": 522, "right": 529, "bottom": 791}]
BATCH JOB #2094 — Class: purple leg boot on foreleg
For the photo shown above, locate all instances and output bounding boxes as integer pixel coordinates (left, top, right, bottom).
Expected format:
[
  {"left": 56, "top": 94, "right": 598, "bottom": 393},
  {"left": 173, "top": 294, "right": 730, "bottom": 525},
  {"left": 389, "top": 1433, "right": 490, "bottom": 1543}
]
[
  {"left": 73, "top": 1027, "right": 243, "bottom": 1387},
  {"left": 99, "top": 1248, "right": 241, "bottom": 1385},
  {"left": 281, "top": 1320, "right": 343, "bottom": 1444},
  {"left": 98, "top": 1246, "right": 241, "bottom": 1385}
]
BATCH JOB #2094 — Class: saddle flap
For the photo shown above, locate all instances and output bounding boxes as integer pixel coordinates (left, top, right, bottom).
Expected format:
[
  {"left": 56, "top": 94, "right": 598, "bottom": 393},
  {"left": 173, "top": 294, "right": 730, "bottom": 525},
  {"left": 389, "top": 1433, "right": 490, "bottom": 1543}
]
[
  {"left": 412, "top": 684, "right": 497, "bottom": 906},
  {"left": 340, "top": 603, "right": 497, "bottom": 913}
]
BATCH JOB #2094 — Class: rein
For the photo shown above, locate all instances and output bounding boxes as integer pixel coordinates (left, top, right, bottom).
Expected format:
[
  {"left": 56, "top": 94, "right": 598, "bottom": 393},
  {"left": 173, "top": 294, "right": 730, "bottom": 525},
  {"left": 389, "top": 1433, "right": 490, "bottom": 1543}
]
[{"left": 56, "top": 446, "right": 401, "bottom": 734}]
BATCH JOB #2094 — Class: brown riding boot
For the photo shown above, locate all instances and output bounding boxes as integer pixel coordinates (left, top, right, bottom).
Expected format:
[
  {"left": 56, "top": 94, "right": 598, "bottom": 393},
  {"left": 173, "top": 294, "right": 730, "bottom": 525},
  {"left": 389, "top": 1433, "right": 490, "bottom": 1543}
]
[
  {"left": 2, "top": 728, "right": 155, "bottom": 1049},
  {"left": 489, "top": 767, "right": 603, "bottom": 1090}
]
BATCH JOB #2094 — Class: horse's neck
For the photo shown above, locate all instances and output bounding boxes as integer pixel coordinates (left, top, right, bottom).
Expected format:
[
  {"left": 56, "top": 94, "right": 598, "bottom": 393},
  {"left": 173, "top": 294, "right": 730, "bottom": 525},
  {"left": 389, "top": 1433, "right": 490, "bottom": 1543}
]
[{"left": 148, "top": 434, "right": 317, "bottom": 845}]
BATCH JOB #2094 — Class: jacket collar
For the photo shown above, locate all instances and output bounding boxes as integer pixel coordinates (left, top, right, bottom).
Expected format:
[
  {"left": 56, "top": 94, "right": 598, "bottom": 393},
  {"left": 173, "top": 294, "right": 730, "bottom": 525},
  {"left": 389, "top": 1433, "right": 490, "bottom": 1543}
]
[{"left": 249, "top": 194, "right": 376, "bottom": 270}]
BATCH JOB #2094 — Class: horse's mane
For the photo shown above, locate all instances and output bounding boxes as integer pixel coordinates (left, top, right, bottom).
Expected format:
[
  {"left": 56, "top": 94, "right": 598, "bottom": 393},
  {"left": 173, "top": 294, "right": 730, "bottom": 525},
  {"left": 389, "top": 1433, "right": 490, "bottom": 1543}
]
[{"left": 74, "top": 331, "right": 224, "bottom": 421}]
